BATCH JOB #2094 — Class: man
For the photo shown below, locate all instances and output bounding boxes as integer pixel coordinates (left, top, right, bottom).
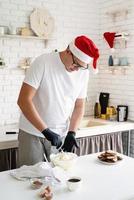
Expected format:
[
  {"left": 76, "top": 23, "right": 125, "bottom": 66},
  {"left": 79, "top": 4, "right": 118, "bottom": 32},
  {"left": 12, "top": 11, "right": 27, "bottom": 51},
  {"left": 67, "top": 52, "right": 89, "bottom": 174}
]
[{"left": 17, "top": 35, "right": 99, "bottom": 166}]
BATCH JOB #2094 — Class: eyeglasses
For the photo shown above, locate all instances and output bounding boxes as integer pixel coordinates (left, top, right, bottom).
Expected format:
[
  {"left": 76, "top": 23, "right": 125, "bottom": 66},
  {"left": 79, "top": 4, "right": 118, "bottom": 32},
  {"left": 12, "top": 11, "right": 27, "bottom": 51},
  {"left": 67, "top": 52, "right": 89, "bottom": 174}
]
[{"left": 71, "top": 53, "right": 89, "bottom": 70}]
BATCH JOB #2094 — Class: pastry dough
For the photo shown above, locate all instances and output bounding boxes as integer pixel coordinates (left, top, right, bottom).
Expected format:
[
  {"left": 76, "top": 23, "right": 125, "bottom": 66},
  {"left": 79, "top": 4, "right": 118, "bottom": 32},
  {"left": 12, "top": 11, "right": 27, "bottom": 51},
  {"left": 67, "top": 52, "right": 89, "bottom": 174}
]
[{"left": 30, "top": 8, "right": 54, "bottom": 38}]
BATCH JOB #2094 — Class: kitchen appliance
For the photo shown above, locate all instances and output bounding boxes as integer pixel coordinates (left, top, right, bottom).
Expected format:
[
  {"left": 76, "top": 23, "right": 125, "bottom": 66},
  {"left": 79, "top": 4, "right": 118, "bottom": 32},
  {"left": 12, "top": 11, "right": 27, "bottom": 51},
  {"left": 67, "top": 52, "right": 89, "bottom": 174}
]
[
  {"left": 99, "top": 92, "right": 110, "bottom": 114},
  {"left": 117, "top": 105, "right": 128, "bottom": 122}
]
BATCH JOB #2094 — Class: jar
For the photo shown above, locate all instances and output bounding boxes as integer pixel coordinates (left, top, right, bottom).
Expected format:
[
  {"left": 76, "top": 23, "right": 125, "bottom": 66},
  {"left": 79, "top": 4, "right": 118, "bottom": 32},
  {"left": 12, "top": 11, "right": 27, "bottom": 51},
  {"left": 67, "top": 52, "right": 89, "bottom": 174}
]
[
  {"left": 113, "top": 58, "right": 119, "bottom": 66},
  {"left": 0, "top": 27, "right": 5, "bottom": 35},
  {"left": 119, "top": 57, "right": 128, "bottom": 66}
]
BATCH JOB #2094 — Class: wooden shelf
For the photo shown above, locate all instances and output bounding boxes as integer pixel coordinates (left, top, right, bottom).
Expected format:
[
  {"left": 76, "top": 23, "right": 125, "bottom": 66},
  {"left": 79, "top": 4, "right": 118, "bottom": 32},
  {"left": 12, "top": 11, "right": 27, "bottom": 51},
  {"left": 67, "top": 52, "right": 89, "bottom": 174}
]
[
  {"left": 108, "top": 65, "right": 130, "bottom": 75},
  {"left": 0, "top": 65, "right": 7, "bottom": 69},
  {"left": 0, "top": 34, "right": 54, "bottom": 40},
  {"left": 108, "top": 65, "right": 130, "bottom": 68}
]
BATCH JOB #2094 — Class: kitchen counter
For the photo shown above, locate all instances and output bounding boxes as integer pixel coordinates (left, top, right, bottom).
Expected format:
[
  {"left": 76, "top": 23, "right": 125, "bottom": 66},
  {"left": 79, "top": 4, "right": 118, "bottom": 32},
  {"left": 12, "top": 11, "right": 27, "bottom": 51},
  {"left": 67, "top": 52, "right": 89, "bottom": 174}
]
[
  {"left": 1, "top": 153, "right": 134, "bottom": 200},
  {"left": 0, "top": 119, "right": 134, "bottom": 171},
  {"left": 0, "top": 124, "right": 19, "bottom": 150},
  {"left": 0, "top": 118, "right": 134, "bottom": 150},
  {"left": 76, "top": 116, "right": 134, "bottom": 138}
]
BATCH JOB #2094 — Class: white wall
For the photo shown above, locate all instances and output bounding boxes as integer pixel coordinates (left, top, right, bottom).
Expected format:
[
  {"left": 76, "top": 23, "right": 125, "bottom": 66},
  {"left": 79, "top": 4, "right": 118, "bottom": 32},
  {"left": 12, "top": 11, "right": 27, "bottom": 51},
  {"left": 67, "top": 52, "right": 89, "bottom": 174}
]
[
  {"left": 0, "top": 0, "right": 99, "bottom": 125},
  {"left": 98, "top": 0, "right": 134, "bottom": 120},
  {"left": 1, "top": 0, "right": 134, "bottom": 125}
]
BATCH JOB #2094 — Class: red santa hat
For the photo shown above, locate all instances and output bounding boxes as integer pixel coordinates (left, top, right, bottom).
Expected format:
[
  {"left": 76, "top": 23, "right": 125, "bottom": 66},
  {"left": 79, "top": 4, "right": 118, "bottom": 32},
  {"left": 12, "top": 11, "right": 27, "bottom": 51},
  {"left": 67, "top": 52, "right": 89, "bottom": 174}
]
[
  {"left": 69, "top": 35, "right": 99, "bottom": 72},
  {"left": 103, "top": 32, "right": 116, "bottom": 51}
]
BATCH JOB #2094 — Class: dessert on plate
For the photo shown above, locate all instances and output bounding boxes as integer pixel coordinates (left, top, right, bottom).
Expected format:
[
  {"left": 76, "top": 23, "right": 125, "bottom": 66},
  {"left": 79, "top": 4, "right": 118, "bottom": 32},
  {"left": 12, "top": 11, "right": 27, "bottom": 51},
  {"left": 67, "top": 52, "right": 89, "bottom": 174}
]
[{"left": 98, "top": 150, "right": 123, "bottom": 163}]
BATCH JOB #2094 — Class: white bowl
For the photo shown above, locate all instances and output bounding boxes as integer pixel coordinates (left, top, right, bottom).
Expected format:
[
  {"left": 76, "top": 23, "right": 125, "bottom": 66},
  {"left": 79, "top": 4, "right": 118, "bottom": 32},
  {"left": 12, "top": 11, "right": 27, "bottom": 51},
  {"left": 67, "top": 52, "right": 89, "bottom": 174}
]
[
  {"left": 30, "top": 178, "right": 43, "bottom": 189},
  {"left": 50, "top": 152, "right": 77, "bottom": 170}
]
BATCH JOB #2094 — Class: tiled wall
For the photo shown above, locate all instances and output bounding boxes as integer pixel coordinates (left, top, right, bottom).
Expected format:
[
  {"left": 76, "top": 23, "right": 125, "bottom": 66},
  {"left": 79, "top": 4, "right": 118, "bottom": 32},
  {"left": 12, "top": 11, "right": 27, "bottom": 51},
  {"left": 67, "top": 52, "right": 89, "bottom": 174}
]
[
  {"left": 98, "top": 0, "right": 134, "bottom": 120},
  {"left": 0, "top": 0, "right": 99, "bottom": 125}
]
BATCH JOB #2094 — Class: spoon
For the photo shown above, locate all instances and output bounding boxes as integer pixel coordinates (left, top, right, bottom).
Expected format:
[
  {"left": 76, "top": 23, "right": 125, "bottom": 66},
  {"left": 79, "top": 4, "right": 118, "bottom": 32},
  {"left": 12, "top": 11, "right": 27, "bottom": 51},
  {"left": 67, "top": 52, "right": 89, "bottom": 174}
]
[{"left": 43, "top": 153, "right": 61, "bottom": 183}]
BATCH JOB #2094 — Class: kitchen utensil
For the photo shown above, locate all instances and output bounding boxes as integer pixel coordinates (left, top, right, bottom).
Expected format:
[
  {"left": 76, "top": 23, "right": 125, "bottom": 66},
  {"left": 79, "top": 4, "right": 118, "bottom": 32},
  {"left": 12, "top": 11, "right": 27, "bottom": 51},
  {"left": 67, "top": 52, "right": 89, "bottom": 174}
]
[{"left": 43, "top": 153, "right": 61, "bottom": 183}]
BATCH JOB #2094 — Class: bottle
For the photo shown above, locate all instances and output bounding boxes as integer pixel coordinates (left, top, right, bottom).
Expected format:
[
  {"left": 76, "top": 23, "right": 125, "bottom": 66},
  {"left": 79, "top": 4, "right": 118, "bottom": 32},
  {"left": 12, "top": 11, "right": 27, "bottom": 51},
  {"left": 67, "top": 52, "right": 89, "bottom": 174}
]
[
  {"left": 94, "top": 94, "right": 101, "bottom": 118},
  {"left": 108, "top": 55, "right": 113, "bottom": 66}
]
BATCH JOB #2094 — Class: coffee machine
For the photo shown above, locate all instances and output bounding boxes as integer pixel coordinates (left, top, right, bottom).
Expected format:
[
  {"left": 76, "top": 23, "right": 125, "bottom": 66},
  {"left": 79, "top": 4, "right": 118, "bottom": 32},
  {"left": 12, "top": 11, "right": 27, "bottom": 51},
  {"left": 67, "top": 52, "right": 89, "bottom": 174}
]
[
  {"left": 117, "top": 105, "right": 128, "bottom": 122},
  {"left": 99, "top": 92, "right": 110, "bottom": 114}
]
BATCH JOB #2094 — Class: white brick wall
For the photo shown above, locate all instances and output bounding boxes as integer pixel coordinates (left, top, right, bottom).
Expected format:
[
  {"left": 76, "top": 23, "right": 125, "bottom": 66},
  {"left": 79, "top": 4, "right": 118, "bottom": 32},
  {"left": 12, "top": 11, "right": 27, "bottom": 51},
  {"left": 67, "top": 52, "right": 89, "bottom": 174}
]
[
  {"left": 98, "top": 0, "right": 134, "bottom": 120},
  {"left": 0, "top": 0, "right": 99, "bottom": 125},
  {"left": 1, "top": 0, "right": 134, "bottom": 126}
]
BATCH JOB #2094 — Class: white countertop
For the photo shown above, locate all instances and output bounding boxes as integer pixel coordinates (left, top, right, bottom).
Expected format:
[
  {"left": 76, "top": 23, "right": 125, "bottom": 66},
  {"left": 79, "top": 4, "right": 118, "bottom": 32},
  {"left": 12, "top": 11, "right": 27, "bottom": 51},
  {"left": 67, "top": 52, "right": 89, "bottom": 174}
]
[
  {"left": 0, "top": 123, "right": 19, "bottom": 135},
  {"left": 1, "top": 153, "right": 134, "bottom": 200},
  {"left": 76, "top": 117, "right": 134, "bottom": 138},
  {"left": 0, "top": 118, "right": 134, "bottom": 150},
  {"left": 0, "top": 124, "right": 19, "bottom": 150}
]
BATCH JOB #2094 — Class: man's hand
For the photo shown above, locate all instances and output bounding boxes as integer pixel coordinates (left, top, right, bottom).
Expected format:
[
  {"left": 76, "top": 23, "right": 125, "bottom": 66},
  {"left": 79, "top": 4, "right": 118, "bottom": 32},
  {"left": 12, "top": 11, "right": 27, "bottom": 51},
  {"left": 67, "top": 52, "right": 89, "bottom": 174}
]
[
  {"left": 62, "top": 131, "right": 79, "bottom": 152},
  {"left": 42, "top": 128, "right": 62, "bottom": 149}
]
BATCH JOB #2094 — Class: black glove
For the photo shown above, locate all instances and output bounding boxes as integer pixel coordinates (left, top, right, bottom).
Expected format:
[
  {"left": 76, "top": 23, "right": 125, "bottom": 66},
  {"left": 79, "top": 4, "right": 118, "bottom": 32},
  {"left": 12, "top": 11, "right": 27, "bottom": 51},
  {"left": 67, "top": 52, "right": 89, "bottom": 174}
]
[
  {"left": 62, "top": 131, "right": 79, "bottom": 152},
  {"left": 42, "top": 128, "right": 62, "bottom": 149}
]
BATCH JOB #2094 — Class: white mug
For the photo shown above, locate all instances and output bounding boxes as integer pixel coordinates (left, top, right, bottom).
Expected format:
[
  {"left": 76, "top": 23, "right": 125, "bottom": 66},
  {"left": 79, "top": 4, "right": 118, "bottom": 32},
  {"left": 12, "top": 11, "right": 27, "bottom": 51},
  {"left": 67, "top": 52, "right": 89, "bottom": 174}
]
[
  {"left": 9, "top": 26, "right": 17, "bottom": 35},
  {"left": 0, "top": 27, "right": 5, "bottom": 35},
  {"left": 67, "top": 177, "right": 82, "bottom": 191}
]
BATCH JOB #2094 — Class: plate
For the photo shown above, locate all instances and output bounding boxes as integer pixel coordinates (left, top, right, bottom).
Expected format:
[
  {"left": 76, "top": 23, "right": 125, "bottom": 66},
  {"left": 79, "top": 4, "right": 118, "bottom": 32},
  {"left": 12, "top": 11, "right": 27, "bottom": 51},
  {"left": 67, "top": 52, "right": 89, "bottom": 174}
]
[{"left": 98, "top": 158, "right": 122, "bottom": 165}]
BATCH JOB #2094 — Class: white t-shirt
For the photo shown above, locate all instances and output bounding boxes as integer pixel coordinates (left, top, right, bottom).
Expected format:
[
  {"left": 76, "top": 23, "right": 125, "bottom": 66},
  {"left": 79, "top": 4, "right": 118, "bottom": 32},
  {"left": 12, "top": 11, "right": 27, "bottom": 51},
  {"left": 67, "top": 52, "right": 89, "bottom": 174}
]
[{"left": 19, "top": 52, "right": 89, "bottom": 137}]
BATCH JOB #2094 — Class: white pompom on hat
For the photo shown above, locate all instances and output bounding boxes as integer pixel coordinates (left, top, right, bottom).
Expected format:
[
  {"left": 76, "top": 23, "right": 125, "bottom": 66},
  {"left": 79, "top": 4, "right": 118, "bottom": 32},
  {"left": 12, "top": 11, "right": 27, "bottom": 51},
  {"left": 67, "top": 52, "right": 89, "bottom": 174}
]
[{"left": 69, "top": 35, "right": 99, "bottom": 71}]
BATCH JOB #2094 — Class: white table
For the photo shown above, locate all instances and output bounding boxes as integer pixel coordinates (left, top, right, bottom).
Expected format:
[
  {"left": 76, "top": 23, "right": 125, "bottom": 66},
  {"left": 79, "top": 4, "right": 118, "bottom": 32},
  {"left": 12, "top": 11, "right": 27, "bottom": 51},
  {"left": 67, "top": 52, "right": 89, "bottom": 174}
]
[{"left": 1, "top": 153, "right": 134, "bottom": 200}]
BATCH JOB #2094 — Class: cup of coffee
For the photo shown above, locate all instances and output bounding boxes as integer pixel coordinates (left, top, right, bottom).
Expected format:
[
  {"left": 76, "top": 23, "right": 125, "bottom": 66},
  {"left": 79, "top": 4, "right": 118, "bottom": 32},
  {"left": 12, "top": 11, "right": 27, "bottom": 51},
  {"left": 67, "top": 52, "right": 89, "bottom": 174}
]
[{"left": 67, "top": 177, "right": 81, "bottom": 191}]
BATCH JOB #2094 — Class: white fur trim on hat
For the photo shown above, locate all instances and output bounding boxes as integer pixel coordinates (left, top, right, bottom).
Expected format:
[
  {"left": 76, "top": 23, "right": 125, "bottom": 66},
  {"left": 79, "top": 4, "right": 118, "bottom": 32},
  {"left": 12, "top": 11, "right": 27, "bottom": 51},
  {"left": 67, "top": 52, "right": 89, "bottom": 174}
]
[
  {"left": 91, "top": 67, "right": 99, "bottom": 74},
  {"left": 69, "top": 41, "right": 92, "bottom": 64}
]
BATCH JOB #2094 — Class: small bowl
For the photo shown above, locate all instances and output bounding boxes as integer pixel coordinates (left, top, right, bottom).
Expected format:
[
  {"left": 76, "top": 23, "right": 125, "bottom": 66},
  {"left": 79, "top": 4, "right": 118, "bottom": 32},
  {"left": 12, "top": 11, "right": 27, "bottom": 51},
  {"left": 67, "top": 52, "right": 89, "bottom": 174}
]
[
  {"left": 67, "top": 176, "right": 82, "bottom": 191},
  {"left": 30, "top": 178, "right": 43, "bottom": 189}
]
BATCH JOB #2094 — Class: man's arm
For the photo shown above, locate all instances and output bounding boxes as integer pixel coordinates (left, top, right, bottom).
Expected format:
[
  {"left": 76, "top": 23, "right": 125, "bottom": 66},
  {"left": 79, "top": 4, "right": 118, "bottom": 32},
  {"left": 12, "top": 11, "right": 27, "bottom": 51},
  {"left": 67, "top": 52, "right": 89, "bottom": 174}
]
[
  {"left": 61, "top": 98, "right": 85, "bottom": 152},
  {"left": 17, "top": 82, "right": 47, "bottom": 132},
  {"left": 68, "top": 98, "right": 85, "bottom": 132},
  {"left": 18, "top": 82, "right": 62, "bottom": 148}
]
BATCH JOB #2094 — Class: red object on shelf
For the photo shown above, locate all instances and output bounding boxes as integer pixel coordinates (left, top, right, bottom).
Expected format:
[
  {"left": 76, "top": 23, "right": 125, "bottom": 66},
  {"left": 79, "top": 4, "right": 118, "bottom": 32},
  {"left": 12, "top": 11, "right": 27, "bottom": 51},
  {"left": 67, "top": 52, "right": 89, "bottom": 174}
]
[{"left": 103, "top": 32, "right": 116, "bottom": 48}]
